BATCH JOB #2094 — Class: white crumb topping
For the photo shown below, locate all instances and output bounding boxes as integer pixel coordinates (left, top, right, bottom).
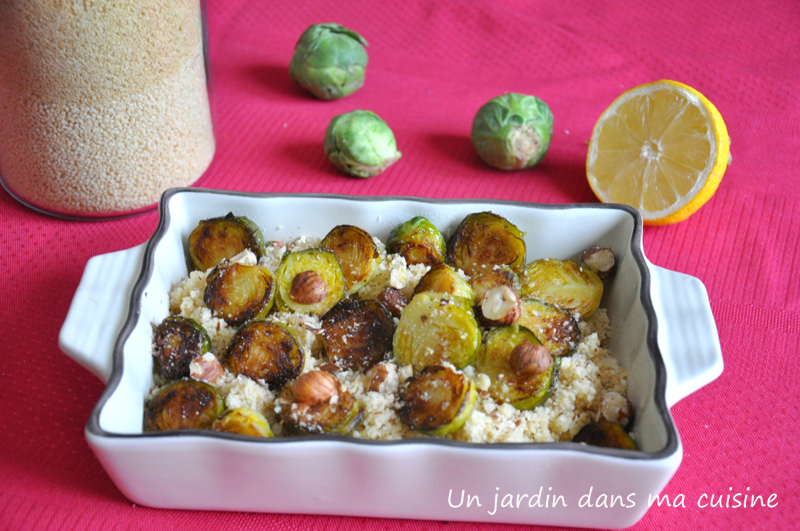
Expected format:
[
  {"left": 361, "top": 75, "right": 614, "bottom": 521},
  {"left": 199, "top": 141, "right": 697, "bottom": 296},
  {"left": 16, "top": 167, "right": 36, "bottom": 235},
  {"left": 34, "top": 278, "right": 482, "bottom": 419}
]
[{"left": 156, "top": 233, "right": 627, "bottom": 443}]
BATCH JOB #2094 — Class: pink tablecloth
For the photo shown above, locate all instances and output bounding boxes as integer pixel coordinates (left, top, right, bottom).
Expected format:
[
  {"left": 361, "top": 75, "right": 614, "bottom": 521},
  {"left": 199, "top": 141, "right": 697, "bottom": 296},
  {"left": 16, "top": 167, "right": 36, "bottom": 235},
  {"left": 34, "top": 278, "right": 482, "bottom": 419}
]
[{"left": 2, "top": 0, "right": 798, "bottom": 529}]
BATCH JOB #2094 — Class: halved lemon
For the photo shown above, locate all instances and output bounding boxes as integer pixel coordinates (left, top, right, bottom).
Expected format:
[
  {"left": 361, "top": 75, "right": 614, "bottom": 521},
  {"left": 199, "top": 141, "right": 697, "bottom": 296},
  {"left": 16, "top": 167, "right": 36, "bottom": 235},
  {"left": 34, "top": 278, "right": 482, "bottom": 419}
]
[{"left": 586, "top": 80, "right": 730, "bottom": 225}]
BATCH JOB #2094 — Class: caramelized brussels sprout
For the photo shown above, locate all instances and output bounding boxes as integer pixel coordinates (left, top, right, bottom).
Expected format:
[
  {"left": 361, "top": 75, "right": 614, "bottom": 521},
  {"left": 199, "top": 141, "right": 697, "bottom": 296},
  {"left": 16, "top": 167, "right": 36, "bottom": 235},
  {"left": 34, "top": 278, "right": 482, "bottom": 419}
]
[
  {"left": 152, "top": 316, "right": 211, "bottom": 379},
  {"left": 320, "top": 225, "right": 380, "bottom": 294},
  {"left": 277, "top": 371, "right": 364, "bottom": 435},
  {"left": 475, "top": 325, "right": 559, "bottom": 410},
  {"left": 144, "top": 380, "right": 224, "bottom": 432},
  {"left": 188, "top": 213, "right": 266, "bottom": 271},
  {"left": 447, "top": 212, "right": 526, "bottom": 276},
  {"left": 573, "top": 420, "right": 636, "bottom": 450},
  {"left": 204, "top": 262, "right": 276, "bottom": 325},
  {"left": 393, "top": 293, "right": 481, "bottom": 371},
  {"left": 413, "top": 263, "right": 476, "bottom": 305},
  {"left": 517, "top": 297, "right": 582, "bottom": 356},
  {"left": 212, "top": 407, "right": 274, "bottom": 437},
  {"left": 320, "top": 299, "right": 394, "bottom": 370},
  {"left": 223, "top": 320, "right": 304, "bottom": 390},
  {"left": 518, "top": 258, "right": 603, "bottom": 320},
  {"left": 397, "top": 365, "right": 477, "bottom": 436},
  {"left": 276, "top": 248, "right": 347, "bottom": 315},
  {"left": 386, "top": 216, "right": 447, "bottom": 266}
]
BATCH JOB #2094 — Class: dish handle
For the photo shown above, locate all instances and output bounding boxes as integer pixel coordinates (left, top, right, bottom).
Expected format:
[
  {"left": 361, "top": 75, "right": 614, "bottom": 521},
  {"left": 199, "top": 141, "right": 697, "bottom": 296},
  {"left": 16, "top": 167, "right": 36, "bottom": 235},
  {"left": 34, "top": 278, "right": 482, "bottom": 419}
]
[
  {"left": 59, "top": 244, "right": 147, "bottom": 384},
  {"left": 648, "top": 263, "right": 723, "bottom": 408}
]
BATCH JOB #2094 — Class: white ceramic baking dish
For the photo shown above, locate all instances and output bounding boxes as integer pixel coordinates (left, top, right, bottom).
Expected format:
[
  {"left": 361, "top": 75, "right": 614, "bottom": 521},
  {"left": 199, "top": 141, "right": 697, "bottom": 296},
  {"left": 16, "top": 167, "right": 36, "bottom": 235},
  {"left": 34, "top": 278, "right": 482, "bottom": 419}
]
[{"left": 60, "top": 188, "right": 722, "bottom": 529}]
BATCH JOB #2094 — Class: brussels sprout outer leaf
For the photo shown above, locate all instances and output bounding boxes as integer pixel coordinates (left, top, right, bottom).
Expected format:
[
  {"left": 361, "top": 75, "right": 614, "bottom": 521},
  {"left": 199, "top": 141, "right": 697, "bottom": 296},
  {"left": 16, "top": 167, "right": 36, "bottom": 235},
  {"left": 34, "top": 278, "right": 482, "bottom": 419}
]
[
  {"left": 324, "top": 110, "right": 402, "bottom": 178},
  {"left": 471, "top": 93, "right": 554, "bottom": 170},
  {"left": 144, "top": 380, "right": 224, "bottom": 432},
  {"left": 289, "top": 23, "right": 368, "bottom": 100}
]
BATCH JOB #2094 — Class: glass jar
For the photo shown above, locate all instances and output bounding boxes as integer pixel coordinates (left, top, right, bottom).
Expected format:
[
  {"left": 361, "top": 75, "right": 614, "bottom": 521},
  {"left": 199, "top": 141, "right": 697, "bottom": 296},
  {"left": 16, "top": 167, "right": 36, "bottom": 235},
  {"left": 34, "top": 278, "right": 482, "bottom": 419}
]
[{"left": 0, "top": 0, "right": 215, "bottom": 218}]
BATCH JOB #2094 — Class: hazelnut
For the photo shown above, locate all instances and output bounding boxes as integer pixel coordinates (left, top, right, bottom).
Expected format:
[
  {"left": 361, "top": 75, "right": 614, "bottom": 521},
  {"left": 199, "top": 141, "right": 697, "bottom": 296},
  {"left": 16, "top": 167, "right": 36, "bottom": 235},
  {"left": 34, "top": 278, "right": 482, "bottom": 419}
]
[
  {"left": 598, "top": 391, "right": 634, "bottom": 428},
  {"left": 366, "top": 362, "right": 391, "bottom": 393},
  {"left": 580, "top": 247, "right": 616, "bottom": 279},
  {"left": 291, "top": 370, "right": 339, "bottom": 405},
  {"left": 290, "top": 270, "right": 328, "bottom": 304},
  {"left": 481, "top": 285, "right": 521, "bottom": 326},
  {"left": 189, "top": 353, "right": 224, "bottom": 384},
  {"left": 509, "top": 342, "right": 552, "bottom": 377},
  {"left": 377, "top": 287, "right": 410, "bottom": 319}
]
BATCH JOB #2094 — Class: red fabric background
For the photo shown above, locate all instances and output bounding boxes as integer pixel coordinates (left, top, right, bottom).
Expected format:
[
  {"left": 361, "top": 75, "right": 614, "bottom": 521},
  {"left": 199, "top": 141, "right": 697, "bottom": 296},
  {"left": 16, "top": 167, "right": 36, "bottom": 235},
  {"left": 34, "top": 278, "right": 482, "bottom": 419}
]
[{"left": 2, "top": 0, "right": 798, "bottom": 529}]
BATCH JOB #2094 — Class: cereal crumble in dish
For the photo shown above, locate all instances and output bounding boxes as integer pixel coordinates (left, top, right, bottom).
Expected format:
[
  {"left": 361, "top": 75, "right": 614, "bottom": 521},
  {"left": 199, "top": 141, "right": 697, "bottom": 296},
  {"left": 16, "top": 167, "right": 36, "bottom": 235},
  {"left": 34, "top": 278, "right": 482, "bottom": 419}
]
[{"left": 145, "top": 212, "right": 635, "bottom": 449}]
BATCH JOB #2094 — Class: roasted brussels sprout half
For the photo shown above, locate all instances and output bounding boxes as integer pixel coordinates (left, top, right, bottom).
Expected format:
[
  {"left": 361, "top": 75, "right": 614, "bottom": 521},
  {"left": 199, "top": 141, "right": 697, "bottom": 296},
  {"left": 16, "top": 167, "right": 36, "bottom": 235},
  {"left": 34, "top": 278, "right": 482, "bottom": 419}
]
[
  {"left": 447, "top": 212, "right": 526, "bottom": 277},
  {"left": 393, "top": 293, "right": 481, "bottom": 371},
  {"left": 320, "top": 225, "right": 380, "bottom": 294},
  {"left": 573, "top": 420, "right": 637, "bottom": 450},
  {"left": 324, "top": 110, "right": 402, "bottom": 178},
  {"left": 413, "top": 263, "right": 476, "bottom": 305},
  {"left": 223, "top": 320, "right": 304, "bottom": 390},
  {"left": 475, "top": 325, "right": 559, "bottom": 410},
  {"left": 386, "top": 216, "right": 447, "bottom": 266},
  {"left": 471, "top": 93, "right": 554, "bottom": 170},
  {"left": 144, "top": 380, "right": 224, "bottom": 432},
  {"left": 277, "top": 371, "right": 364, "bottom": 435},
  {"left": 212, "top": 407, "right": 274, "bottom": 438},
  {"left": 320, "top": 299, "right": 394, "bottom": 370},
  {"left": 517, "top": 297, "right": 582, "bottom": 356},
  {"left": 518, "top": 258, "right": 603, "bottom": 320},
  {"left": 152, "top": 316, "right": 210, "bottom": 380},
  {"left": 204, "top": 262, "right": 276, "bottom": 325},
  {"left": 276, "top": 248, "right": 346, "bottom": 315},
  {"left": 289, "top": 23, "right": 368, "bottom": 100},
  {"left": 188, "top": 213, "right": 266, "bottom": 271},
  {"left": 397, "top": 365, "right": 477, "bottom": 436}
]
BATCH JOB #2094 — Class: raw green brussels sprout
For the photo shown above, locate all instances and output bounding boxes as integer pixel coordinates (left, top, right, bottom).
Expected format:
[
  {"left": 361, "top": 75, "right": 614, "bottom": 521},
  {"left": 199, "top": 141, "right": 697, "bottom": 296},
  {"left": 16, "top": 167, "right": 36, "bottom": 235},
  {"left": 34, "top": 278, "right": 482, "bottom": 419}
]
[
  {"left": 152, "top": 316, "right": 210, "bottom": 379},
  {"left": 320, "top": 299, "right": 394, "bottom": 370},
  {"left": 212, "top": 407, "right": 274, "bottom": 438},
  {"left": 289, "top": 23, "right": 368, "bottom": 100},
  {"left": 393, "top": 293, "right": 481, "bottom": 371},
  {"left": 475, "top": 325, "right": 559, "bottom": 410},
  {"left": 223, "top": 320, "right": 304, "bottom": 390},
  {"left": 518, "top": 258, "right": 603, "bottom": 320},
  {"left": 324, "top": 110, "right": 402, "bottom": 178},
  {"left": 144, "top": 380, "right": 224, "bottom": 432},
  {"left": 320, "top": 225, "right": 380, "bottom": 294},
  {"left": 276, "top": 248, "right": 347, "bottom": 315},
  {"left": 204, "top": 262, "right": 276, "bottom": 325},
  {"left": 386, "top": 216, "right": 447, "bottom": 266},
  {"left": 573, "top": 420, "right": 637, "bottom": 450},
  {"left": 277, "top": 370, "right": 364, "bottom": 435},
  {"left": 397, "top": 365, "right": 476, "bottom": 436},
  {"left": 413, "top": 263, "right": 476, "bottom": 305},
  {"left": 471, "top": 93, "right": 554, "bottom": 170},
  {"left": 517, "top": 297, "right": 582, "bottom": 356},
  {"left": 447, "top": 212, "right": 526, "bottom": 277},
  {"left": 188, "top": 213, "right": 266, "bottom": 271}
]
